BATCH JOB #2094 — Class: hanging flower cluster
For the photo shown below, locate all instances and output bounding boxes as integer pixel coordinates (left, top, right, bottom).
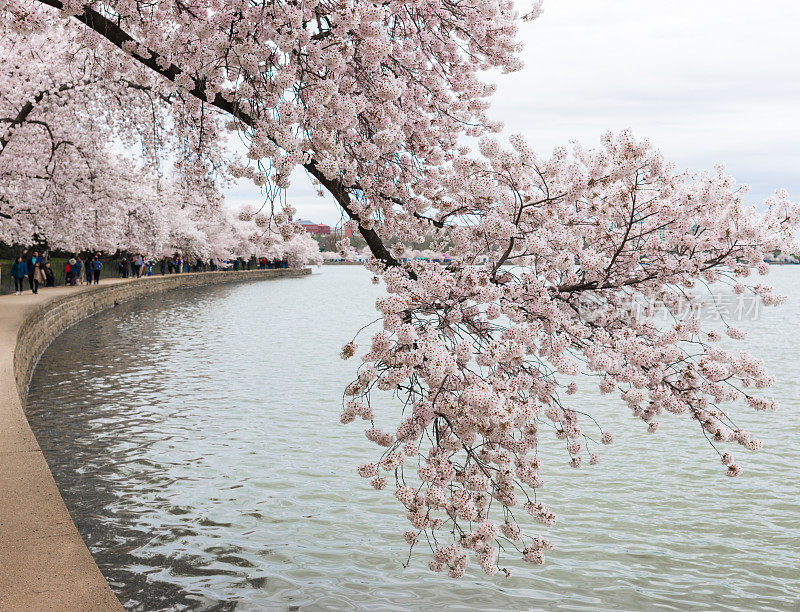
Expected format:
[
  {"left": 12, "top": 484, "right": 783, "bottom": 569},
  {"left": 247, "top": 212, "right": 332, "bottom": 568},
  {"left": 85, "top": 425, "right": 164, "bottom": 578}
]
[{"left": 341, "top": 132, "right": 800, "bottom": 576}]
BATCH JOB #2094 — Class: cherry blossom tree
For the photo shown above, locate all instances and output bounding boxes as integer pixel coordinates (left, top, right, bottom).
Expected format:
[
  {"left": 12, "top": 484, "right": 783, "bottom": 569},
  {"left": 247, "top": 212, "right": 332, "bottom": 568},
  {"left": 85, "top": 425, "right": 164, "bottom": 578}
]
[
  {"left": 0, "top": 25, "right": 157, "bottom": 247},
  {"left": 0, "top": 19, "right": 236, "bottom": 252},
  {"left": 4, "top": 0, "right": 799, "bottom": 577}
]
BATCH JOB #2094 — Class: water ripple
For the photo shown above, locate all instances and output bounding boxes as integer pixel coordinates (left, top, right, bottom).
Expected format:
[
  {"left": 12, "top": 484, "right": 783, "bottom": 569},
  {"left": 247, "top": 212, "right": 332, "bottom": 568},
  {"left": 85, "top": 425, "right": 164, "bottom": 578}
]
[{"left": 25, "top": 267, "right": 800, "bottom": 611}]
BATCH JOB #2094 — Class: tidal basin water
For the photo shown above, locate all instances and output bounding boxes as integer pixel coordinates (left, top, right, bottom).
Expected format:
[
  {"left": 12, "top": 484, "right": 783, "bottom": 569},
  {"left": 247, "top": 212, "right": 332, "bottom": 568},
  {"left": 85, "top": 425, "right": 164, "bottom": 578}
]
[{"left": 26, "top": 266, "right": 800, "bottom": 611}]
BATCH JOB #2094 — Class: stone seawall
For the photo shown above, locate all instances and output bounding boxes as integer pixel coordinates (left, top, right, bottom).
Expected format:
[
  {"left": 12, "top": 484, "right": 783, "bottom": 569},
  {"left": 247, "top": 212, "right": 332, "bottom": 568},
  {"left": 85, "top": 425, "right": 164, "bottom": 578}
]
[{"left": 0, "top": 268, "right": 310, "bottom": 611}]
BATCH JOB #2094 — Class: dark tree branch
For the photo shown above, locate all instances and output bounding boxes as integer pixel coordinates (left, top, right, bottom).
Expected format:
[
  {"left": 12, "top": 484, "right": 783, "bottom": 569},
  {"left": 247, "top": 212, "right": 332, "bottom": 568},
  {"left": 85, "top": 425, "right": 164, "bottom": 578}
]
[
  {"left": 0, "top": 81, "right": 87, "bottom": 154},
  {"left": 34, "top": 0, "right": 402, "bottom": 271}
]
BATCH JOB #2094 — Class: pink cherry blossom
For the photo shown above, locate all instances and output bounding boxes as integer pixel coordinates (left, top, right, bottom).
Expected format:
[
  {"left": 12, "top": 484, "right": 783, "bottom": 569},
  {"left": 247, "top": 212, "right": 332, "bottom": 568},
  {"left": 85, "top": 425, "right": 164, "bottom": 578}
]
[{"left": 5, "top": 0, "right": 797, "bottom": 578}]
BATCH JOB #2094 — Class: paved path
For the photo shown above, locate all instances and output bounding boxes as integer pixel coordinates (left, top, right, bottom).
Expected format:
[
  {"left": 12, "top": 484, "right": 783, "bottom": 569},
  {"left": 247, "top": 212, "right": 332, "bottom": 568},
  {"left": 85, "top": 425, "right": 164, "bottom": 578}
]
[{"left": 1, "top": 280, "right": 131, "bottom": 611}]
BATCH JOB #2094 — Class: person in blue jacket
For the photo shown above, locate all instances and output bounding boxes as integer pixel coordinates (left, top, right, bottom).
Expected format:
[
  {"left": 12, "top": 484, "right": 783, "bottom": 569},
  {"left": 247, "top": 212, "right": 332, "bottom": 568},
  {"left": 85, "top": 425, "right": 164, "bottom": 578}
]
[
  {"left": 91, "top": 256, "right": 103, "bottom": 284},
  {"left": 11, "top": 257, "right": 27, "bottom": 295},
  {"left": 72, "top": 258, "right": 83, "bottom": 285}
]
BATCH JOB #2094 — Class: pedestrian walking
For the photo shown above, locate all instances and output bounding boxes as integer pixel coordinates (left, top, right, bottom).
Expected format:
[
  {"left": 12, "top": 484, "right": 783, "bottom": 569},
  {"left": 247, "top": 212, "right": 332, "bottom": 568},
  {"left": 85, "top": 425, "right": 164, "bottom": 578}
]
[
  {"left": 134, "top": 254, "right": 144, "bottom": 277},
  {"left": 31, "top": 262, "right": 46, "bottom": 294},
  {"left": 71, "top": 258, "right": 82, "bottom": 285},
  {"left": 25, "top": 251, "right": 42, "bottom": 292},
  {"left": 91, "top": 257, "right": 103, "bottom": 284},
  {"left": 11, "top": 257, "right": 27, "bottom": 294}
]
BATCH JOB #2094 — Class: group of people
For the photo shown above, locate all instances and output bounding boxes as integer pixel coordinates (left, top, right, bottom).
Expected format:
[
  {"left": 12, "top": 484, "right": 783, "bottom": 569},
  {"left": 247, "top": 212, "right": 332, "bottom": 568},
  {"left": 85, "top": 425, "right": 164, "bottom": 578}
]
[
  {"left": 10, "top": 251, "right": 104, "bottom": 295},
  {"left": 10, "top": 252, "right": 50, "bottom": 294},
  {"left": 118, "top": 254, "right": 150, "bottom": 278},
  {"left": 64, "top": 254, "right": 103, "bottom": 286},
  {"left": 153, "top": 256, "right": 289, "bottom": 274},
  {"left": 9, "top": 251, "right": 291, "bottom": 296},
  {"left": 256, "top": 257, "right": 289, "bottom": 270}
]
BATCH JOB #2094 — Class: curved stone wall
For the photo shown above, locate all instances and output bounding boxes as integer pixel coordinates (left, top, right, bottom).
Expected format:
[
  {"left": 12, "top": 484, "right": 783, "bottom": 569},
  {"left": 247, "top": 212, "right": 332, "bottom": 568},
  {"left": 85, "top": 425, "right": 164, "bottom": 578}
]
[{"left": 0, "top": 268, "right": 309, "bottom": 611}]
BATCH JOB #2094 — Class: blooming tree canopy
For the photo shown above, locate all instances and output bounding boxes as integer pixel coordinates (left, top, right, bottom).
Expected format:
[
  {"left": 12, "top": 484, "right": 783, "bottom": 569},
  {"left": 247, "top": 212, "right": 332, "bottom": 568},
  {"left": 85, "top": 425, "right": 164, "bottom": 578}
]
[
  {"left": 0, "top": 19, "right": 320, "bottom": 263},
  {"left": 0, "top": 23, "right": 165, "bottom": 249},
  {"left": 3, "top": 0, "right": 799, "bottom": 577}
]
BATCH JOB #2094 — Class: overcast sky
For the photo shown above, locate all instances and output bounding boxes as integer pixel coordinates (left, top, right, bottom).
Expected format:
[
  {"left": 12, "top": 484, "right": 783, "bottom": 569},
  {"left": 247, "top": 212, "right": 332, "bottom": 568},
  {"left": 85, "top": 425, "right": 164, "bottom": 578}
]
[{"left": 224, "top": 0, "right": 800, "bottom": 226}]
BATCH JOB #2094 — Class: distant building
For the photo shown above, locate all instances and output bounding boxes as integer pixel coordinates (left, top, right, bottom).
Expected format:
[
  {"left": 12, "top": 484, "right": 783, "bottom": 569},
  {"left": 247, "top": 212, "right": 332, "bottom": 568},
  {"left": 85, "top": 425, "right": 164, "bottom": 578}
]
[{"left": 296, "top": 218, "right": 331, "bottom": 236}]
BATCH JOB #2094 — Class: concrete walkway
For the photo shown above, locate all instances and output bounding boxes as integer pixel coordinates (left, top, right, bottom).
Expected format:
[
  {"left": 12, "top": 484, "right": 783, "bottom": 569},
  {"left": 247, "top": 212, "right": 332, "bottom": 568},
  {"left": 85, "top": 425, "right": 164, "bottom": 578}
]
[
  {"left": 0, "top": 270, "right": 308, "bottom": 611},
  {"left": 1, "top": 280, "right": 127, "bottom": 611}
]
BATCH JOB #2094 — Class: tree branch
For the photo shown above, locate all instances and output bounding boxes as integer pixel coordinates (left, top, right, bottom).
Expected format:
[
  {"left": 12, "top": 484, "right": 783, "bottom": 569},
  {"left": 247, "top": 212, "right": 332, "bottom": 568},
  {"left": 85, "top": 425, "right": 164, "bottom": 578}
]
[
  {"left": 0, "top": 81, "right": 87, "bottom": 154},
  {"left": 34, "top": 0, "right": 401, "bottom": 270}
]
